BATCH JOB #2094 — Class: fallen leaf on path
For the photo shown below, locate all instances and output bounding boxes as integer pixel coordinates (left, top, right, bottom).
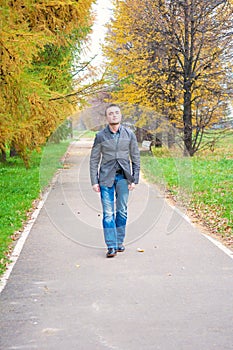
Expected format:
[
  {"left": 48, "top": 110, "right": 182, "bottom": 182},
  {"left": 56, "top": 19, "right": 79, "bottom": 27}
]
[{"left": 42, "top": 328, "right": 61, "bottom": 335}]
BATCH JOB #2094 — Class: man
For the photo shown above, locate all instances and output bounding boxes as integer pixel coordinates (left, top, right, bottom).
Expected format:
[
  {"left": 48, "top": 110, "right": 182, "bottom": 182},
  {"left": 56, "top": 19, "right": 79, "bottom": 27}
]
[{"left": 90, "top": 104, "right": 140, "bottom": 258}]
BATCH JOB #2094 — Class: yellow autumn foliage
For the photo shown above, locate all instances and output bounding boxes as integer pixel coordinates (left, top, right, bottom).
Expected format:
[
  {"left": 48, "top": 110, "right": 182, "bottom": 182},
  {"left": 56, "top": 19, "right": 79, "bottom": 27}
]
[
  {"left": 104, "top": 0, "right": 233, "bottom": 155},
  {"left": 0, "top": 0, "right": 95, "bottom": 166}
]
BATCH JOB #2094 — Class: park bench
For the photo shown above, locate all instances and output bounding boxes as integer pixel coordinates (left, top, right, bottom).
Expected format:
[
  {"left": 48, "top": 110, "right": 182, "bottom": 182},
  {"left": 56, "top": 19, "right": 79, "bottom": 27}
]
[{"left": 141, "top": 140, "right": 152, "bottom": 151}]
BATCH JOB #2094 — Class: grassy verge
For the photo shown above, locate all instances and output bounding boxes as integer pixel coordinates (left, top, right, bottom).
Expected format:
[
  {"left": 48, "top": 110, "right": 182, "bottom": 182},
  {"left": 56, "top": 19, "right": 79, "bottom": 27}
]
[
  {"left": 0, "top": 140, "right": 70, "bottom": 275},
  {"left": 140, "top": 133, "right": 233, "bottom": 245},
  {"left": 73, "top": 129, "right": 96, "bottom": 139}
]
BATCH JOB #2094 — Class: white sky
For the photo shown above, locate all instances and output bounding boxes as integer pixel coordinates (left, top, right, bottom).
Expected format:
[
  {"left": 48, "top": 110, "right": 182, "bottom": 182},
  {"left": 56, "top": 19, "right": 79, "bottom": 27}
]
[{"left": 81, "top": 0, "right": 113, "bottom": 66}]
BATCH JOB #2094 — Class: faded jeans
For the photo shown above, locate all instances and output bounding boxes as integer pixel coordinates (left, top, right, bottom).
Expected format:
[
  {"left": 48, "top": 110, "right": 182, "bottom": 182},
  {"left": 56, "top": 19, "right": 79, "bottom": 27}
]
[{"left": 100, "top": 174, "right": 129, "bottom": 249}]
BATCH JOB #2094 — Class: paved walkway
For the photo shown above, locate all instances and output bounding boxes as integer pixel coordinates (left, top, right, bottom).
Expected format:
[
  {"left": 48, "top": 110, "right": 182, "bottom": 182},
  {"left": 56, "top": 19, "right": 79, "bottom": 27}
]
[{"left": 0, "top": 140, "right": 233, "bottom": 350}]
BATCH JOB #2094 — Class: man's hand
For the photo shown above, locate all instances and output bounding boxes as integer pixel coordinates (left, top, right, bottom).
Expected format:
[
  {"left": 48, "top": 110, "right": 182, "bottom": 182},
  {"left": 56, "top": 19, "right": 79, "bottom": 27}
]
[
  {"left": 92, "top": 184, "right": 100, "bottom": 193},
  {"left": 128, "top": 183, "right": 136, "bottom": 191}
]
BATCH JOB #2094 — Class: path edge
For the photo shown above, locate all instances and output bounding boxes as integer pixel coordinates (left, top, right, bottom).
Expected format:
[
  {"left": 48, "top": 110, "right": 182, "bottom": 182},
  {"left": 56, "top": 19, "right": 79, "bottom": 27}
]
[
  {"left": 0, "top": 186, "right": 51, "bottom": 294},
  {"left": 0, "top": 165, "right": 62, "bottom": 295}
]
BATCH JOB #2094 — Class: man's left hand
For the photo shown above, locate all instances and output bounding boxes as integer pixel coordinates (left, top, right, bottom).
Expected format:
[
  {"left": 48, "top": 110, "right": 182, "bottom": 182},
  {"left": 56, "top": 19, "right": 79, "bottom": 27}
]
[{"left": 128, "top": 183, "right": 136, "bottom": 191}]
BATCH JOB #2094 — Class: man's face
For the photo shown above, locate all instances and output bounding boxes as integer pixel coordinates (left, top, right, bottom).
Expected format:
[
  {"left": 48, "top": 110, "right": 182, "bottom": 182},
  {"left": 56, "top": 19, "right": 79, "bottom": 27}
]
[{"left": 106, "top": 106, "right": 122, "bottom": 125}]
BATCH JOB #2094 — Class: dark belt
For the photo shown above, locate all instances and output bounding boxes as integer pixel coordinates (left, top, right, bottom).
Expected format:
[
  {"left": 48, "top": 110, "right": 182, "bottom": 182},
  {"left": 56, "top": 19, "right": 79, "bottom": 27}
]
[{"left": 116, "top": 169, "right": 124, "bottom": 175}]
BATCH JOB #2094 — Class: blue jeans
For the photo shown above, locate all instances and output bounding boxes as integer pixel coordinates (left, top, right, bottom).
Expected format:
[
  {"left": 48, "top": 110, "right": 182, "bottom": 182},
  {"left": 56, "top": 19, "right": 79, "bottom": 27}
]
[{"left": 100, "top": 174, "right": 129, "bottom": 249}]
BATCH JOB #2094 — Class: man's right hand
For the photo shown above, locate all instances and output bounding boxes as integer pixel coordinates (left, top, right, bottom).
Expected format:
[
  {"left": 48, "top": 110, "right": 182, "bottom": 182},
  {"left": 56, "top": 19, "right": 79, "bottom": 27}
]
[{"left": 92, "top": 184, "right": 100, "bottom": 193}]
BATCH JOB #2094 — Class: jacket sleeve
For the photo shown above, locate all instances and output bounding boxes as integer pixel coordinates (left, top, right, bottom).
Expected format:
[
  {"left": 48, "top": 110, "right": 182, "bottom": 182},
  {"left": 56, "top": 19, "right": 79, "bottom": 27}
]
[
  {"left": 89, "top": 134, "right": 101, "bottom": 185},
  {"left": 130, "top": 132, "right": 140, "bottom": 184}
]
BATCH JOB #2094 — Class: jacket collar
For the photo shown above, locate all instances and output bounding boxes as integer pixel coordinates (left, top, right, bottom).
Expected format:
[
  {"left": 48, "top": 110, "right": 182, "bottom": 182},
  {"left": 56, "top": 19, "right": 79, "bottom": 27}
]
[{"left": 105, "top": 124, "right": 122, "bottom": 134}]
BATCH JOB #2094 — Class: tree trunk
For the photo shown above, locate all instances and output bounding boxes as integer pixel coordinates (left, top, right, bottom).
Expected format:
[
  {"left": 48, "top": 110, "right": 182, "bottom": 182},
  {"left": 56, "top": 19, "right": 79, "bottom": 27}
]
[
  {"left": 10, "top": 144, "right": 18, "bottom": 157},
  {"left": 135, "top": 127, "right": 143, "bottom": 142},
  {"left": 167, "top": 130, "right": 175, "bottom": 148},
  {"left": 1, "top": 149, "right": 6, "bottom": 162},
  {"left": 183, "top": 1, "right": 194, "bottom": 156},
  {"left": 155, "top": 134, "right": 162, "bottom": 147},
  {"left": 183, "top": 85, "right": 194, "bottom": 156}
]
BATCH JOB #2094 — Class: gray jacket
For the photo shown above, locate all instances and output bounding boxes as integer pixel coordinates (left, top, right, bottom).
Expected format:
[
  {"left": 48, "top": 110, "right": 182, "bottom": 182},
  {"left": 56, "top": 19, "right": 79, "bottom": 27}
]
[{"left": 90, "top": 125, "right": 140, "bottom": 187}]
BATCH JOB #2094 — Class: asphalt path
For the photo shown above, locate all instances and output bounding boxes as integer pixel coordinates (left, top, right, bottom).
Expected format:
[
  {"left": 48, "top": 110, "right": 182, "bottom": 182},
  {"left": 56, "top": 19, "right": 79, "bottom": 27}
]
[{"left": 0, "top": 140, "right": 233, "bottom": 350}]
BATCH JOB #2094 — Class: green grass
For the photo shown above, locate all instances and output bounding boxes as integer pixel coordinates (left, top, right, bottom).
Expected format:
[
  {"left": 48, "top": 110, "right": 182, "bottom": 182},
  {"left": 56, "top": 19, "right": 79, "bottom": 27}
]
[
  {"left": 0, "top": 140, "right": 70, "bottom": 275},
  {"left": 73, "top": 129, "right": 96, "bottom": 139},
  {"left": 141, "top": 133, "right": 233, "bottom": 236}
]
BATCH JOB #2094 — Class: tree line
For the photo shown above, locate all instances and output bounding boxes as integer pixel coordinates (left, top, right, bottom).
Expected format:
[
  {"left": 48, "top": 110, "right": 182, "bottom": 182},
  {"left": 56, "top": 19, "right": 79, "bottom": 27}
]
[
  {"left": 1, "top": 0, "right": 233, "bottom": 163},
  {"left": 104, "top": 0, "right": 233, "bottom": 155}
]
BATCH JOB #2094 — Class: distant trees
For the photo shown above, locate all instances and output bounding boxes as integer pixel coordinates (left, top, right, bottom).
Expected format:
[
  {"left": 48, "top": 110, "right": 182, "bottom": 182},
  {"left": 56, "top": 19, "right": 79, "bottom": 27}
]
[
  {"left": 0, "top": 0, "right": 95, "bottom": 166},
  {"left": 104, "top": 0, "right": 233, "bottom": 155}
]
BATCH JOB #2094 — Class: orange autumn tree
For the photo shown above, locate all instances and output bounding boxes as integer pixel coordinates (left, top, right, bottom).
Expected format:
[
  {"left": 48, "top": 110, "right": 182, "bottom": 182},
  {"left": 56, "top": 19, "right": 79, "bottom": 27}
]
[
  {"left": 104, "top": 0, "right": 233, "bottom": 155},
  {"left": 0, "top": 0, "right": 95, "bottom": 166}
]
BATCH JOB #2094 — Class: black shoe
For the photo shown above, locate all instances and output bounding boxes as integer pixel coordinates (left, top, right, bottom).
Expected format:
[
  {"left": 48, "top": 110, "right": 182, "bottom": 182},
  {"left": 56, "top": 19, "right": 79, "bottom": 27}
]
[
  {"left": 117, "top": 244, "right": 125, "bottom": 252},
  {"left": 106, "top": 248, "right": 117, "bottom": 258}
]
